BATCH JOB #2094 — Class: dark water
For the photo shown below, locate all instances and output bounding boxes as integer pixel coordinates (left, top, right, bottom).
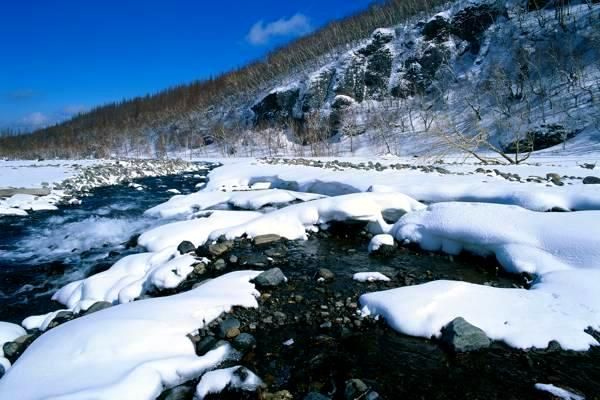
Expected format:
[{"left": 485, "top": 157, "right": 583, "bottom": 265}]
[{"left": 0, "top": 166, "right": 213, "bottom": 323}]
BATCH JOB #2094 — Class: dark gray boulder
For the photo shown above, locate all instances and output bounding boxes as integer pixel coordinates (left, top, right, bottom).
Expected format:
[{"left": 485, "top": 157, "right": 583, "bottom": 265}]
[
  {"left": 176, "top": 240, "right": 196, "bottom": 255},
  {"left": 583, "top": 176, "right": 600, "bottom": 184},
  {"left": 441, "top": 317, "right": 491, "bottom": 352},
  {"left": 252, "top": 268, "right": 287, "bottom": 288}
]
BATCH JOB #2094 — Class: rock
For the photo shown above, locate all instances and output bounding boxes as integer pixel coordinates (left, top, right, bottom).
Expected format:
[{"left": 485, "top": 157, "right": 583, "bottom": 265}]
[
  {"left": 440, "top": 317, "right": 491, "bottom": 352},
  {"left": 196, "top": 336, "right": 218, "bottom": 356},
  {"left": 345, "top": 379, "right": 369, "bottom": 399},
  {"left": 422, "top": 15, "right": 450, "bottom": 41},
  {"left": 211, "top": 259, "right": 227, "bottom": 272},
  {"left": 252, "top": 268, "right": 287, "bottom": 288},
  {"left": 232, "top": 332, "right": 256, "bottom": 351},
  {"left": 229, "top": 255, "right": 238, "bottom": 264},
  {"left": 583, "top": 176, "right": 600, "bottom": 184},
  {"left": 218, "top": 317, "right": 241, "bottom": 339},
  {"left": 3, "top": 334, "right": 35, "bottom": 361},
  {"left": 193, "top": 262, "right": 207, "bottom": 275},
  {"left": 0, "top": 364, "right": 4, "bottom": 380},
  {"left": 85, "top": 301, "right": 112, "bottom": 315},
  {"left": 253, "top": 234, "right": 282, "bottom": 246},
  {"left": 304, "top": 393, "right": 331, "bottom": 400},
  {"left": 317, "top": 268, "right": 335, "bottom": 281},
  {"left": 208, "top": 242, "right": 232, "bottom": 257},
  {"left": 176, "top": 240, "right": 196, "bottom": 255},
  {"left": 158, "top": 383, "right": 194, "bottom": 400},
  {"left": 263, "top": 390, "right": 294, "bottom": 400},
  {"left": 252, "top": 89, "right": 301, "bottom": 126}
]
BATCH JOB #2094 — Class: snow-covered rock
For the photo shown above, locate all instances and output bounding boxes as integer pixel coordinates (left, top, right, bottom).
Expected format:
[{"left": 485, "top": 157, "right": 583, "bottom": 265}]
[
  {"left": 145, "top": 188, "right": 325, "bottom": 219},
  {"left": 138, "top": 210, "right": 262, "bottom": 252},
  {"left": 209, "top": 192, "right": 425, "bottom": 241},
  {"left": 368, "top": 234, "right": 395, "bottom": 253},
  {"left": 534, "top": 383, "right": 585, "bottom": 400},
  {"left": 194, "top": 366, "right": 263, "bottom": 399},
  {"left": 51, "top": 247, "right": 198, "bottom": 311},
  {"left": 391, "top": 202, "right": 600, "bottom": 274},
  {"left": 353, "top": 272, "right": 391, "bottom": 282},
  {"left": 0, "top": 322, "right": 27, "bottom": 371},
  {"left": 0, "top": 271, "right": 261, "bottom": 400}
]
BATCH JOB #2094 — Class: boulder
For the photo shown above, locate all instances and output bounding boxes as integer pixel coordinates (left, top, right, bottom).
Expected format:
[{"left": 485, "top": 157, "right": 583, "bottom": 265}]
[
  {"left": 440, "top": 317, "right": 491, "bottom": 352},
  {"left": 583, "top": 176, "right": 600, "bottom": 184},
  {"left": 208, "top": 241, "right": 232, "bottom": 257},
  {"left": 85, "top": 301, "right": 112, "bottom": 315},
  {"left": 218, "top": 317, "right": 241, "bottom": 339},
  {"left": 3, "top": 334, "right": 36, "bottom": 362},
  {"left": 252, "top": 268, "right": 287, "bottom": 288},
  {"left": 176, "top": 240, "right": 196, "bottom": 255},
  {"left": 232, "top": 332, "right": 256, "bottom": 351},
  {"left": 158, "top": 384, "right": 194, "bottom": 400},
  {"left": 317, "top": 268, "right": 335, "bottom": 281},
  {"left": 253, "top": 234, "right": 282, "bottom": 246},
  {"left": 345, "top": 379, "right": 369, "bottom": 399}
]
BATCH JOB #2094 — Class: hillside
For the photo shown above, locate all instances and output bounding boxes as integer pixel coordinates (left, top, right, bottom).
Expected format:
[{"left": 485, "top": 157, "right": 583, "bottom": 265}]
[{"left": 1, "top": 0, "right": 599, "bottom": 161}]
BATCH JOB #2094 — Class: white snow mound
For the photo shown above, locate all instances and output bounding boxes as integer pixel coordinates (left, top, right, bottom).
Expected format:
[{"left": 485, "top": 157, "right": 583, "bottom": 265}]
[
  {"left": 210, "top": 192, "right": 425, "bottom": 241},
  {"left": 0, "top": 270, "right": 261, "bottom": 400}
]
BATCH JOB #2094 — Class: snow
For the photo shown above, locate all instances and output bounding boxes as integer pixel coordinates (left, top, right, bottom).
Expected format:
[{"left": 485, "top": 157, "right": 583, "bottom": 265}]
[
  {"left": 368, "top": 234, "right": 394, "bottom": 253},
  {"left": 534, "top": 383, "right": 585, "bottom": 400},
  {"left": 51, "top": 247, "right": 198, "bottom": 311},
  {"left": 0, "top": 160, "right": 99, "bottom": 190},
  {"left": 0, "top": 270, "right": 261, "bottom": 400},
  {"left": 138, "top": 210, "right": 262, "bottom": 252},
  {"left": 145, "top": 188, "right": 325, "bottom": 219},
  {"left": 0, "top": 321, "right": 26, "bottom": 370},
  {"left": 194, "top": 366, "right": 263, "bottom": 399},
  {"left": 353, "top": 272, "right": 391, "bottom": 282},
  {"left": 209, "top": 192, "right": 425, "bottom": 241},
  {"left": 360, "top": 201, "right": 600, "bottom": 350},
  {"left": 205, "top": 159, "right": 600, "bottom": 212},
  {"left": 391, "top": 202, "right": 600, "bottom": 275}
]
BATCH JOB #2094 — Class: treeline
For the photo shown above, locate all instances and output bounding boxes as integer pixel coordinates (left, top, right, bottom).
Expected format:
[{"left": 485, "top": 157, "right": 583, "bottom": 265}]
[{"left": 0, "top": 0, "right": 445, "bottom": 159}]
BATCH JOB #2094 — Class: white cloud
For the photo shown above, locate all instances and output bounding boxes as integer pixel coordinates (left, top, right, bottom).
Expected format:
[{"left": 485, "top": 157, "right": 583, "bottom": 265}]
[
  {"left": 246, "top": 13, "right": 312, "bottom": 46},
  {"left": 22, "top": 112, "right": 49, "bottom": 127}
]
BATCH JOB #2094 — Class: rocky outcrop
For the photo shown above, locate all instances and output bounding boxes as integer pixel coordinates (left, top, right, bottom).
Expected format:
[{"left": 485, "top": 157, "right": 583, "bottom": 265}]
[{"left": 252, "top": 88, "right": 301, "bottom": 126}]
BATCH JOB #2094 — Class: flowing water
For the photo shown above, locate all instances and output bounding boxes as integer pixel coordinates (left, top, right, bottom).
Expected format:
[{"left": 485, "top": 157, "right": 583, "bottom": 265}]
[{"left": 0, "top": 166, "right": 213, "bottom": 323}]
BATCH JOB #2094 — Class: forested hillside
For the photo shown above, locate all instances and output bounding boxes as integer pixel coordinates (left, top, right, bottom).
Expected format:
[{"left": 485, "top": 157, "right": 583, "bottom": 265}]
[{"left": 1, "top": 0, "right": 599, "bottom": 161}]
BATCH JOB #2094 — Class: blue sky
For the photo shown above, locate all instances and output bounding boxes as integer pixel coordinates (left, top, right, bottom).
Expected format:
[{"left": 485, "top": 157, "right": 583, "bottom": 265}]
[{"left": 0, "top": 0, "right": 375, "bottom": 131}]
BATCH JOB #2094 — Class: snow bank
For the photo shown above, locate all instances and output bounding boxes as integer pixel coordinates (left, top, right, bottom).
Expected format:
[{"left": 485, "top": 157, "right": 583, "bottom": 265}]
[
  {"left": 52, "top": 247, "right": 198, "bottom": 311},
  {"left": 361, "top": 202, "right": 600, "bottom": 350},
  {"left": 368, "top": 234, "right": 394, "bottom": 253},
  {"left": 361, "top": 269, "right": 600, "bottom": 350},
  {"left": 0, "top": 271, "right": 261, "bottom": 400},
  {"left": 534, "top": 383, "right": 584, "bottom": 400},
  {"left": 0, "top": 321, "right": 26, "bottom": 370},
  {"left": 0, "top": 193, "right": 60, "bottom": 216},
  {"left": 206, "top": 160, "right": 600, "bottom": 211},
  {"left": 391, "top": 202, "right": 600, "bottom": 275},
  {"left": 145, "top": 188, "right": 325, "bottom": 218},
  {"left": 194, "top": 366, "right": 263, "bottom": 399},
  {"left": 138, "top": 210, "right": 262, "bottom": 252},
  {"left": 210, "top": 192, "right": 425, "bottom": 241},
  {"left": 353, "top": 272, "right": 391, "bottom": 282}
]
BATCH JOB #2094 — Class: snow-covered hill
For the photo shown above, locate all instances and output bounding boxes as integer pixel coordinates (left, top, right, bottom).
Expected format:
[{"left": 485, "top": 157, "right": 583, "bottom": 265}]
[{"left": 178, "top": 0, "right": 600, "bottom": 160}]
